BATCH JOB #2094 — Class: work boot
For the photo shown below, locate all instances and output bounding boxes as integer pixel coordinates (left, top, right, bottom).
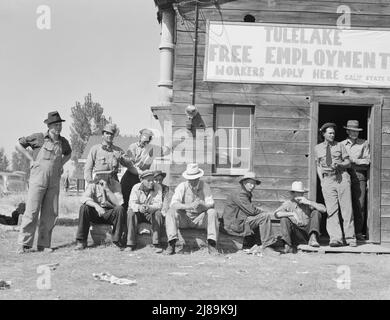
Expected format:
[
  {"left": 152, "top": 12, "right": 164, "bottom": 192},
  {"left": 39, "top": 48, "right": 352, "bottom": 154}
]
[
  {"left": 356, "top": 233, "right": 366, "bottom": 241},
  {"left": 329, "top": 240, "right": 343, "bottom": 247},
  {"left": 74, "top": 241, "right": 87, "bottom": 251},
  {"left": 164, "top": 240, "right": 176, "bottom": 255},
  {"left": 150, "top": 244, "right": 163, "bottom": 254},
  {"left": 308, "top": 233, "right": 320, "bottom": 248},
  {"left": 207, "top": 239, "right": 220, "bottom": 256},
  {"left": 16, "top": 245, "right": 33, "bottom": 254},
  {"left": 348, "top": 239, "right": 357, "bottom": 247},
  {"left": 37, "top": 246, "right": 54, "bottom": 253},
  {"left": 262, "top": 246, "right": 281, "bottom": 256}
]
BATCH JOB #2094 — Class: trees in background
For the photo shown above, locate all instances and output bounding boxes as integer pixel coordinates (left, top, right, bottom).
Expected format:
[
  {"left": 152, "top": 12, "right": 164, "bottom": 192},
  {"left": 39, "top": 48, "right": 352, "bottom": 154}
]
[
  {"left": 70, "top": 93, "right": 108, "bottom": 178},
  {"left": 11, "top": 150, "right": 30, "bottom": 178},
  {"left": 0, "top": 148, "right": 10, "bottom": 172}
]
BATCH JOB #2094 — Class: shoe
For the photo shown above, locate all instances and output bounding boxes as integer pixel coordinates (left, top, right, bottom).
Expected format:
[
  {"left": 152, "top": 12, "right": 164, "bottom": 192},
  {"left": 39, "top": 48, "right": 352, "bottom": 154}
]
[
  {"left": 37, "top": 246, "right": 54, "bottom": 253},
  {"left": 16, "top": 245, "right": 33, "bottom": 254},
  {"left": 348, "top": 240, "right": 357, "bottom": 247},
  {"left": 356, "top": 233, "right": 365, "bottom": 241},
  {"left": 123, "top": 245, "right": 137, "bottom": 252},
  {"left": 308, "top": 234, "right": 320, "bottom": 248},
  {"left": 151, "top": 244, "right": 163, "bottom": 254},
  {"left": 74, "top": 241, "right": 87, "bottom": 251},
  {"left": 329, "top": 240, "right": 343, "bottom": 247},
  {"left": 207, "top": 240, "right": 220, "bottom": 256},
  {"left": 113, "top": 241, "right": 125, "bottom": 249},
  {"left": 164, "top": 240, "right": 176, "bottom": 255},
  {"left": 262, "top": 246, "right": 281, "bottom": 256}
]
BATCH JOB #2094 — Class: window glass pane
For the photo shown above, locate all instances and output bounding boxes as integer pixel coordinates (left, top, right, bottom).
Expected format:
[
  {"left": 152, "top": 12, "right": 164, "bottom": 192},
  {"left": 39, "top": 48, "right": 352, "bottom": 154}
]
[
  {"left": 215, "top": 128, "right": 230, "bottom": 149},
  {"left": 216, "top": 107, "right": 233, "bottom": 127},
  {"left": 216, "top": 148, "right": 231, "bottom": 168},
  {"left": 234, "top": 107, "right": 251, "bottom": 127},
  {"left": 233, "top": 128, "right": 251, "bottom": 149},
  {"left": 232, "top": 149, "right": 250, "bottom": 169}
]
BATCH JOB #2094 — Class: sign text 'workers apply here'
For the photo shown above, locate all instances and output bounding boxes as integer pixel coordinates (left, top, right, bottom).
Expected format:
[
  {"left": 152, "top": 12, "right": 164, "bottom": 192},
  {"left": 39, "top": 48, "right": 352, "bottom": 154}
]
[{"left": 204, "top": 22, "right": 390, "bottom": 87}]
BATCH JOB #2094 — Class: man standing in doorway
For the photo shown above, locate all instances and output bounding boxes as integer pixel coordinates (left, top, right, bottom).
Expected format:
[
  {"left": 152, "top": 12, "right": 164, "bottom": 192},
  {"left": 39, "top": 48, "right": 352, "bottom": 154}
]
[
  {"left": 341, "top": 120, "right": 370, "bottom": 241},
  {"left": 16, "top": 111, "right": 72, "bottom": 253},
  {"left": 315, "top": 122, "right": 356, "bottom": 247}
]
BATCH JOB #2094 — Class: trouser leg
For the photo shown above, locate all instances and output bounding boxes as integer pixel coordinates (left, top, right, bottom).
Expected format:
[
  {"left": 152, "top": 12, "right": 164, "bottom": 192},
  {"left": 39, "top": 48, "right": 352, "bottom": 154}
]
[
  {"left": 120, "top": 171, "right": 140, "bottom": 213},
  {"left": 76, "top": 204, "right": 107, "bottom": 242},
  {"left": 279, "top": 217, "right": 294, "bottom": 246},
  {"left": 338, "top": 176, "right": 355, "bottom": 241},
  {"left": 150, "top": 210, "right": 163, "bottom": 245},
  {"left": 306, "top": 210, "right": 322, "bottom": 237},
  {"left": 165, "top": 209, "right": 191, "bottom": 242},
  {"left": 126, "top": 209, "right": 138, "bottom": 246},
  {"left": 18, "top": 182, "right": 46, "bottom": 247},
  {"left": 247, "top": 213, "right": 275, "bottom": 248},
  {"left": 322, "top": 179, "right": 343, "bottom": 243},
  {"left": 37, "top": 184, "right": 60, "bottom": 248},
  {"left": 103, "top": 206, "right": 127, "bottom": 243},
  {"left": 351, "top": 178, "right": 366, "bottom": 235},
  {"left": 192, "top": 209, "right": 219, "bottom": 242}
]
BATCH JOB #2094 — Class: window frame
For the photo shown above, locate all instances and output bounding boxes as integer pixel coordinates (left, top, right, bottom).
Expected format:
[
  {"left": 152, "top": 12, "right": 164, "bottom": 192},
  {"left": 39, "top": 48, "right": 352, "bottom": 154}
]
[{"left": 212, "top": 104, "right": 255, "bottom": 175}]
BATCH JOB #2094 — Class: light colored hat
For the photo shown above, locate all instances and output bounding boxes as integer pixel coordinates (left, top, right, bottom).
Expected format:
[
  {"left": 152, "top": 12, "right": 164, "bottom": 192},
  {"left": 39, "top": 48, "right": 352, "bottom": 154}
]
[
  {"left": 139, "top": 128, "right": 154, "bottom": 141},
  {"left": 290, "top": 181, "right": 308, "bottom": 193},
  {"left": 344, "top": 120, "right": 363, "bottom": 131},
  {"left": 239, "top": 172, "right": 261, "bottom": 185},
  {"left": 182, "top": 163, "right": 204, "bottom": 180},
  {"left": 102, "top": 123, "right": 118, "bottom": 135},
  {"left": 139, "top": 170, "right": 155, "bottom": 180}
]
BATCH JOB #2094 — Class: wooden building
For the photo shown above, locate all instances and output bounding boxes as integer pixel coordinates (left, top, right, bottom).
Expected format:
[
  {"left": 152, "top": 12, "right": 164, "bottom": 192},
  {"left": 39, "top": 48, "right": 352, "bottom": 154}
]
[{"left": 151, "top": 0, "right": 390, "bottom": 245}]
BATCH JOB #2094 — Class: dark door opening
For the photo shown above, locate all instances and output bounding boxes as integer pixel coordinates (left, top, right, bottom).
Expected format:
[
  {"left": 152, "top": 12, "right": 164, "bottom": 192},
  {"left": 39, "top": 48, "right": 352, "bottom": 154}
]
[{"left": 317, "top": 104, "right": 370, "bottom": 238}]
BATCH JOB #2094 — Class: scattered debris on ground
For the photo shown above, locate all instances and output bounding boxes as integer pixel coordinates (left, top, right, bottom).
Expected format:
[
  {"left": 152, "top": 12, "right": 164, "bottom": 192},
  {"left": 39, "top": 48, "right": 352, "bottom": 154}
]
[{"left": 92, "top": 272, "right": 137, "bottom": 286}]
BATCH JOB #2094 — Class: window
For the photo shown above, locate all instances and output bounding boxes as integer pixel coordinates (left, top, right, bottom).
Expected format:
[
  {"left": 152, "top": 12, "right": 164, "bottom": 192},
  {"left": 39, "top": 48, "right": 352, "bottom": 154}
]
[{"left": 214, "top": 105, "right": 254, "bottom": 174}]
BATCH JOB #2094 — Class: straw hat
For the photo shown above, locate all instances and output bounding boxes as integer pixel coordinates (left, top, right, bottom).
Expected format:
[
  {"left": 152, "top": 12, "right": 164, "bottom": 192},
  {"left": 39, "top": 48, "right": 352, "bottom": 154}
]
[
  {"left": 290, "top": 181, "right": 308, "bottom": 193},
  {"left": 344, "top": 120, "right": 363, "bottom": 131},
  {"left": 182, "top": 163, "right": 204, "bottom": 180}
]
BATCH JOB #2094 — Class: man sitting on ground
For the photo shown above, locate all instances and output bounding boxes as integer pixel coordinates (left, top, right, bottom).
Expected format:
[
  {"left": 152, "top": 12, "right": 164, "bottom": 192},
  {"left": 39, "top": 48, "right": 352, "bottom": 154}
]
[
  {"left": 126, "top": 170, "right": 163, "bottom": 252},
  {"left": 75, "top": 170, "right": 127, "bottom": 250},
  {"left": 222, "top": 172, "right": 279, "bottom": 256},
  {"left": 274, "top": 181, "right": 326, "bottom": 253},
  {"left": 165, "top": 163, "right": 219, "bottom": 255}
]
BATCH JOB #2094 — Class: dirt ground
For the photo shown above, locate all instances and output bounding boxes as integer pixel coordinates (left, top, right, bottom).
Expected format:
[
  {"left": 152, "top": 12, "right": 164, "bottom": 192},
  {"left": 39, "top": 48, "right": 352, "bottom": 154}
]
[{"left": 1, "top": 225, "right": 390, "bottom": 300}]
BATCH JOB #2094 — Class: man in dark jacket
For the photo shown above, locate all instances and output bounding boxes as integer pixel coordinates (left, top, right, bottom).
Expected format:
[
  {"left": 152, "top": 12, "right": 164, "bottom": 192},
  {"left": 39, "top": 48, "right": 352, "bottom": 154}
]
[{"left": 222, "top": 172, "right": 279, "bottom": 255}]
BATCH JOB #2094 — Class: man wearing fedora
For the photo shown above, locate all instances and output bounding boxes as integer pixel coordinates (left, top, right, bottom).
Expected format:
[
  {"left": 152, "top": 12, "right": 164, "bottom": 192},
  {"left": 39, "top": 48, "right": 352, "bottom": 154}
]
[
  {"left": 153, "top": 170, "right": 170, "bottom": 217},
  {"left": 341, "top": 120, "right": 370, "bottom": 241},
  {"left": 121, "top": 128, "right": 171, "bottom": 213},
  {"left": 274, "top": 181, "right": 326, "bottom": 253},
  {"left": 16, "top": 111, "right": 72, "bottom": 253},
  {"left": 75, "top": 170, "right": 127, "bottom": 250},
  {"left": 126, "top": 170, "right": 163, "bottom": 252},
  {"left": 315, "top": 122, "right": 356, "bottom": 247},
  {"left": 84, "top": 123, "right": 134, "bottom": 185},
  {"left": 222, "top": 172, "right": 279, "bottom": 255},
  {"left": 165, "top": 163, "right": 219, "bottom": 255}
]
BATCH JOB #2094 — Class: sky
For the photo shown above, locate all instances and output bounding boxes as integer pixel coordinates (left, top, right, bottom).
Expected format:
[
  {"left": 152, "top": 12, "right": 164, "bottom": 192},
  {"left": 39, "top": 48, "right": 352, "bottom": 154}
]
[{"left": 0, "top": 0, "right": 162, "bottom": 161}]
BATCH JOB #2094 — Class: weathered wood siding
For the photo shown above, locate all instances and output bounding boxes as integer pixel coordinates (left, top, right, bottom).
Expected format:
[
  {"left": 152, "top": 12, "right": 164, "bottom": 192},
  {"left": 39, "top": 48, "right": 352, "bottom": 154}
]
[{"left": 170, "top": 0, "right": 390, "bottom": 242}]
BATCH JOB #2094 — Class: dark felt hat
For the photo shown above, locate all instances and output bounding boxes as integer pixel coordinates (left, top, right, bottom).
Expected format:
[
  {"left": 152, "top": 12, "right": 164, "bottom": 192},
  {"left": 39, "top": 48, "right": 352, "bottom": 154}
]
[
  {"left": 44, "top": 111, "right": 65, "bottom": 125},
  {"left": 319, "top": 122, "right": 337, "bottom": 133}
]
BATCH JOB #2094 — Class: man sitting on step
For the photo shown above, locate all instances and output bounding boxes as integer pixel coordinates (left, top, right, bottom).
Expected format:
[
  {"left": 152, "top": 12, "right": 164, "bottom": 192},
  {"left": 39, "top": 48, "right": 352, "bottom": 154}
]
[
  {"left": 222, "top": 172, "right": 279, "bottom": 256},
  {"left": 274, "top": 181, "right": 326, "bottom": 254},
  {"left": 75, "top": 170, "right": 127, "bottom": 250},
  {"left": 165, "top": 163, "right": 219, "bottom": 255}
]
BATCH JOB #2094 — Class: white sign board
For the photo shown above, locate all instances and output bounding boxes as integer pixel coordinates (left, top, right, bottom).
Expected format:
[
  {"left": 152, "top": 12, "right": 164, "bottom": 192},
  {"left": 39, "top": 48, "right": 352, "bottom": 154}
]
[{"left": 204, "top": 21, "right": 390, "bottom": 87}]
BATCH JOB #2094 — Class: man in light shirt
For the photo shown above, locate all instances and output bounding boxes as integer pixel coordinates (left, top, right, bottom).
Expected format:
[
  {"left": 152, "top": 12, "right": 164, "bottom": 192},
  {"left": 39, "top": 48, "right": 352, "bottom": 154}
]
[
  {"left": 165, "top": 163, "right": 219, "bottom": 255},
  {"left": 341, "top": 120, "right": 370, "bottom": 241}
]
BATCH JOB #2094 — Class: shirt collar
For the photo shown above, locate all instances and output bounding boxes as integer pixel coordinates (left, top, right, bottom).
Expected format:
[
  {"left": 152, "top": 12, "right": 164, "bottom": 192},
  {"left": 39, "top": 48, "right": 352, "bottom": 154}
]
[
  {"left": 187, "top": 180, "right": 201, "bottom": 192},
  {"left": 140, "top": 182, "right": 154, "bottom": 194},
  {"left": 44, "top": 131, "right": 62, "bottom": 142}
]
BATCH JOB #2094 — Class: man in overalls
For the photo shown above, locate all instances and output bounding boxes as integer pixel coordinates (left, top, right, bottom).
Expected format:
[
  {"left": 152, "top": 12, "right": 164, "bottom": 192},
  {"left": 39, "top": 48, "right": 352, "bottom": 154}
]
[
  {"left": 16, "top": 111, "right": 72, "bottom": 253},
  {"left": 341, "top": 120, "right": 370, "bottom": 241},
  {"left": 315, "top": 122, "right": 356, "bottom": 247}
]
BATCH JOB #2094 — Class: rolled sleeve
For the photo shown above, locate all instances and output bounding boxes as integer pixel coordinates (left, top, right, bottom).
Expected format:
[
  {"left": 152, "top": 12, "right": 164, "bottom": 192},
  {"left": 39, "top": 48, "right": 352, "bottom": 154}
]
[
  {"left": 170, "top": 183, "right": 185, "bottom": 207},
  {"left": 18, "top": 133, "right": 43, "bottom": 149}
]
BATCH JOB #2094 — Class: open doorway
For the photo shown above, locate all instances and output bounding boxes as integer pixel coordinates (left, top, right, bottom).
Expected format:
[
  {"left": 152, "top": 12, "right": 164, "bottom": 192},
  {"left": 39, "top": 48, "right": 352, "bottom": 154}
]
[{"left": 316, "top": 104, "right": 371, "bottom": 238}]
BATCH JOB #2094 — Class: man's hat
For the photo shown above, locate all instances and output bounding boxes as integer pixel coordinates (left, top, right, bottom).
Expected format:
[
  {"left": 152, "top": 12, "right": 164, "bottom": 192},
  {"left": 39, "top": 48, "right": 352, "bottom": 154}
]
[
  {"left": 139, "top": 128, "right": 154, "bottom": 141},
  {"left": 290, "top": 181, "right": 308, "bottom": 193},
  {"left": 239, "top": 172, "right": 261, "bottom": 185},
  {"left": 319, "top": 122, "right": 337, "bottom": 133},
  {"left": 102, "top": 123, "right": 118, "bottom": 135},
  {"left": 182, "top": 163, "right": 204, "bottom": 180},
  {"left": 140, "top": 170, "right": 155, "bottom": 180},
  {"left": 44, "top": 111, "right": 65, "bottom": 125},
  {"left": 153, "top": 170, "right": 167, "bottom": 179},
  {"left": 344, "top": 120, "right": 363, "bottom": 131}
]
